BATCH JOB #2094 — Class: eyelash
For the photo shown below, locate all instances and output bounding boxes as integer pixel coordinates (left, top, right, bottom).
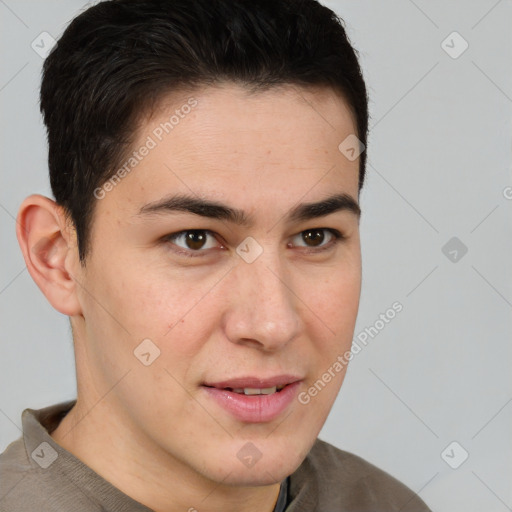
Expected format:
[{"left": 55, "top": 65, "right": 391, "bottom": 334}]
[{"left": 162, "top": 228, "right": 344, "bottom": 258}]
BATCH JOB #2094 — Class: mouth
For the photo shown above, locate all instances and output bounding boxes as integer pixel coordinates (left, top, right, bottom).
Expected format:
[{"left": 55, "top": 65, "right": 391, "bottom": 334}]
[
  {"left": 201, "top": 375, "right": 302, "bottom": 423},
  {"left": 202, "top": 375, "right": 301, "bottom": 393},
  {"left": 214, "top": 384, "right": 287, "bottom": 395}
]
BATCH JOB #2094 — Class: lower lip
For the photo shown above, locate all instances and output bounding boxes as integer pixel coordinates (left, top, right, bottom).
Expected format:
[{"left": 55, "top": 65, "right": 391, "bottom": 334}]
[{"left": 202, "top": 381, "right": 301, "bottom": 423}]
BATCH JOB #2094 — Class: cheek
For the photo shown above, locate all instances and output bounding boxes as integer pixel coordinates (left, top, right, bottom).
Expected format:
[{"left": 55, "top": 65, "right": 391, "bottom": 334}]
[
  {"left": 310, "top": 265, "right": 361, "bottom": 333},
  {"left": 98, "top": 267, "right": 222, "bottom": 366},
  {"left": 298, "top": 269, "right": 360, "bottom": 416}
]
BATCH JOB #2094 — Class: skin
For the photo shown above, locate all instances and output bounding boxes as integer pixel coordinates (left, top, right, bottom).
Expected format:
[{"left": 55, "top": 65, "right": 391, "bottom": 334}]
[{"left": 17, "top": 83, "right": 362, "bottom": 512}]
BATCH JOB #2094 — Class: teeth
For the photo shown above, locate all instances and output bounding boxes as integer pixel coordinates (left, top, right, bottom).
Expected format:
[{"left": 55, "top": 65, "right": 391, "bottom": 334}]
[
  {"left": 229, "top": 386, "right": 278, "bottom": 395},
  {"left": 248, "top": 386, "right": 276, "bottom": 395}
]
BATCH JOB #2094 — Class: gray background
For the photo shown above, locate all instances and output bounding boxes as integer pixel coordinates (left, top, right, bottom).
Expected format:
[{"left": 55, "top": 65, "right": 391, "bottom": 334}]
[{"left": 1, "top": 1, "right": 511, "bottom": 510}]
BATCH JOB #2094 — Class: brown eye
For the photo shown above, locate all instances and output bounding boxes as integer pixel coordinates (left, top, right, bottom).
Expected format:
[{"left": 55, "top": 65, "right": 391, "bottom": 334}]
[
  {"left": 290, "top": 228, "right": 342, "bottom": 251},
  {"left": 166, "top": 230, "right": 221, "bottom": 253},
  {"left": 302, "top": 229, "right": 325, "bottom": 247},
  {"left": 184, "top": 231, "right": 208, "bottom": 250}
]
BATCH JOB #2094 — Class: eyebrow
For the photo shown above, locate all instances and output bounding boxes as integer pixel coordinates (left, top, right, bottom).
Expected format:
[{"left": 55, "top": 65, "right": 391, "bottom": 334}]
[{"left": 138, "top": 192, "right": 361, "bottom": 225}]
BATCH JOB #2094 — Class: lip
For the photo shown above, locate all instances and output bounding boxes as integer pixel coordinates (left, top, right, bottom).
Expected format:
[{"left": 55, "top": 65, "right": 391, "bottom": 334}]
[
  {"left": 203, "top": 374, "right": 302, "bottom": 389},
  {"left": 202, "top": 376, "right": 302, "bottom": 423}
]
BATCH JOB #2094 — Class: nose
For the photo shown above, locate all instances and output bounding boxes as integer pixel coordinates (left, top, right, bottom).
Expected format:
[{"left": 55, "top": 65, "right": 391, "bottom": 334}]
[{"left": 222, "top": 252, "right": 301, "bottom": 352}]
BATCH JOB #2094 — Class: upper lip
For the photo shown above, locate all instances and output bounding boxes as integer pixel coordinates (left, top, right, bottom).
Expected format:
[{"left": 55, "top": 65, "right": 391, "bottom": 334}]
[{"left": 203, "top": 375, "right": 302, "bottom": 389}]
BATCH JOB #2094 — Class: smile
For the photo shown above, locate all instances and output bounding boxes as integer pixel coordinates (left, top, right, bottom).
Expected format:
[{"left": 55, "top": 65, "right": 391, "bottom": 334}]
[
  {"left": 202, "top": 376, "right": 302, "bottom": 423},
  {"left": 224, "top": 385, "right": 286, "bottom": 395}
]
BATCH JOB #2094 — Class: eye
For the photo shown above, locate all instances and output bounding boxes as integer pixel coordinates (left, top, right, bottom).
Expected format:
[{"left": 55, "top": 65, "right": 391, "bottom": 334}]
[
  {"left": 162, "top": 227, "right": 343, "bottom": 258},
  {"left": 290, "top": 228, "right": 342, "bottom": 250},
  {"left": 164, "top": 230, "right": 223, "bottom": 255}
]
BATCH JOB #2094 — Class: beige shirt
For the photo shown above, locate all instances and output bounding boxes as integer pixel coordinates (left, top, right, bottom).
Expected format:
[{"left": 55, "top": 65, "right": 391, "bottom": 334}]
[{"left": 0, "top": 400, "right": 431, "bottom": 511}]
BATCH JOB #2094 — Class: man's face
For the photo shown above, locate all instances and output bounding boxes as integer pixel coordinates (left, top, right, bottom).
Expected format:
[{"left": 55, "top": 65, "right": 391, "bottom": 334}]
[{"left": 73, "top": 84, "right": 362, "bottom": 485}]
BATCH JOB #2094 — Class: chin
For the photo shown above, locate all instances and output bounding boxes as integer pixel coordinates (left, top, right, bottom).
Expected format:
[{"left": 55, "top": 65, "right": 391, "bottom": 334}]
[
  {"left": 209, "top": 461, "right": 297, "bottom": 487},
  {"left": 201, "top": 439, "right": 311, "bottom": 486}
]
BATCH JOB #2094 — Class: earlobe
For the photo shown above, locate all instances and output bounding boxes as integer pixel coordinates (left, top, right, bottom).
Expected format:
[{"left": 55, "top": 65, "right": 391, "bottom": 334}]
[{"left": 16, "top": 194, "right": 82, "bottom": 316}]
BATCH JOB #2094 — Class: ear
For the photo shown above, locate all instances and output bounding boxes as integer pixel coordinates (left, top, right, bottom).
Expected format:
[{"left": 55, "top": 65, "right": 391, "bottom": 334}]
[{"left": 16, "top": 194, "right": 82, "bottom": 316}]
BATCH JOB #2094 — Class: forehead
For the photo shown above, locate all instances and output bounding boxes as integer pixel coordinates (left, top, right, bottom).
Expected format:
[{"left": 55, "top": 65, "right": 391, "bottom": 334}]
[
  {"left": 98, "top": 83, "right": 360, "bottom": 219},
  {"left": 146, "top": 83, "right": 358, "bottom": 149}
]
